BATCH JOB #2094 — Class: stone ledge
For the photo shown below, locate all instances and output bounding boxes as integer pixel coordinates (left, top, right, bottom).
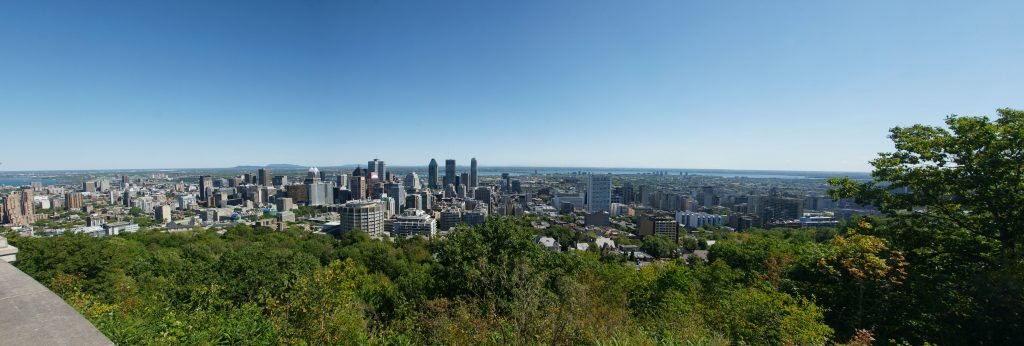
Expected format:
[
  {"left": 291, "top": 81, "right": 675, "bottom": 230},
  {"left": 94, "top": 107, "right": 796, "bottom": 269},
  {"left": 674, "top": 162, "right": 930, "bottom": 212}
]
[{"left": 0, "top": 260, "right": 113, "bottom": 346}]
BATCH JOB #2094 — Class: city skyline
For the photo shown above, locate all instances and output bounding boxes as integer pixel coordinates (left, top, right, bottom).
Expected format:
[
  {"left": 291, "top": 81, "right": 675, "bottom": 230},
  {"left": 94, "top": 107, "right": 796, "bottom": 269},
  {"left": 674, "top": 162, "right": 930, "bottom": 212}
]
[{"left": 2, "top": 1, "right": 1022, "bottom": 171}]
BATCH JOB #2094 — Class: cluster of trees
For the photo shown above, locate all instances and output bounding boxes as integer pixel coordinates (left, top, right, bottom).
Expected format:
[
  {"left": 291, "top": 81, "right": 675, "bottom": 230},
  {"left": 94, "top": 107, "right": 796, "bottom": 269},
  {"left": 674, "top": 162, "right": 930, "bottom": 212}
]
[
  {"left": 6, "top": 108, "right": 1022, "bottom": 344},
  {"left": 10, "top": 219, "right": 837, "bottom": 345}
]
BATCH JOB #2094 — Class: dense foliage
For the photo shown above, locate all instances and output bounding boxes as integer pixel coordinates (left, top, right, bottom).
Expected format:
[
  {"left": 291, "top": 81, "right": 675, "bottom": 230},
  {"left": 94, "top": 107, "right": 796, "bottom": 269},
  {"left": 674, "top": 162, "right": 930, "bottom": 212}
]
[{"left": 10, "top": 219, "right": 836, "bottom": 345}]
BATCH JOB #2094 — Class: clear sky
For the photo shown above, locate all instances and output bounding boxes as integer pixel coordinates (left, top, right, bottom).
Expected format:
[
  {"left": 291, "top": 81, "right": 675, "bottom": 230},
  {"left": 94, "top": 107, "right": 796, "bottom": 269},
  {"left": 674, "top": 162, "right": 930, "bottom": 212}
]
[{"left": 1, "top": 0, "right": 1021, "bottom": 172}]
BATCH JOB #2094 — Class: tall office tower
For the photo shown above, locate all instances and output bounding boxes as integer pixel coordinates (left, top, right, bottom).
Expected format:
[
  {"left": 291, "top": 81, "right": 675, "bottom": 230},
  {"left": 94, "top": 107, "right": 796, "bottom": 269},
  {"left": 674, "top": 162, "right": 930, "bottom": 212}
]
[
  {"left": 405, "top": 194, "right": 422, "bottom": 211},
  {"left": 272, "top": 175, "right": 288, "bottom": 187},
  {"left": 404, "top": 172, "right": 420, "bottom": 191},
  {"left": 123, "top": 190, "right": 133, "bottom": 207},
  {"left": 700, "top": 186, "right": 715, "bottom": 207},
  {"left": 444, "top": 159, "right": 456, "bottom": 187},
  {"left": 349, "top": 176, "right": 367, "bottom": 200},
  {"left": 368, "top": 159, "right": 385, "bottom": 181},
  {"left": 474, "top": 186, "right": 492, "bottom": 203},
  {"left": 339, "top": 200, "right": 386, "bottom": 237},
  {"left": 386, "top": 183, "right": 405, "bottom": 208},
  {"left": 64, "top": 192, "right": 84, "bottom": 210},
  {"left": 428, "top": 159, "right": 439, "bottom": 189},
  {"left": 501, "top": 173, "right": 511, "bottom": 192},
  {"left": 83, "top": 181, "right": 96, "bottom": 193},
  {"left": 199, "top": 175, "right": 212, "bottom": 202},
  {"left": 460, "top": 173, "right": 469, "bottom": 188},
  {"left": 305, "top": 167, "right": 321, "bottom": 184},
  {"left": 336, "top": 174, "right": 348, "bottom": 190},
  {"left": 121, "top": 175, "right": 130, "bottom": 187},
  {"left": 258, "top": 168, "right": 270, "bottom": 186},
  {"left": 307, "top": 182, "right": 327, "bottom": 206},
  {"left": 155, "top": 205, "right": 172, "bottom": 222},
  {"left": 586, "top": 174, "right": 613, "bottom": 213},
  {"left": 470, "top": 158, "right": 478, "bottom": 187},
  {"left": 621, "top": 182, "right": 635, "bottom": 204},
  {"left": 97, "top": 180, "right": 110, "bottom": 192},
  {"left": 419, "top": 191, "right": 432, "bottom": 210}
]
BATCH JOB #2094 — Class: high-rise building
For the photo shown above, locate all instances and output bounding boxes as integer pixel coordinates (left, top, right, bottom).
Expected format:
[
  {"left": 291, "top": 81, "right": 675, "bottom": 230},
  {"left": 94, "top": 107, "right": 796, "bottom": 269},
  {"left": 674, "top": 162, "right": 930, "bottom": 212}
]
[
  {"left": 155, "top": 205, "right": 173, "bottom": 222},
  {"left": 385, "top": 183, "right": 405, "bottom": 209},
  {"left": 460, "top": 173, "right": 469, "bottom": 189},
  {"left": 419, "top": 191, "right": 432, "bottom": 211},
  {"left": 336, "top": 174, "right": 349, "bottom": 190},
  {"left": 339, "top": 200, "right": 386, "bottom": 237},
  {"left": 258, "top": 168, "right": 270, "bottom": 186},
  {"left": 276, "top": 197, "right": 294, "bottom": 212},
  {"left": 83, "top": 181, "right": 96, "bottom": 193},
  {"left": 308, "top": 182, "right": 327, "bottom": 206},
  {"left": 199, "top": 176, "right": 212, "bottom": 203},
  {"left": 444, "top": 159, "right": 456, "bottom": 187},
  {"left": 586, "top": 174, "right": 612, "bottom": 213},
  {"left": 349, "top": 176, "right": 366, "bottom": 200},
  {"left": 638, "top": 215, "right": 679, "bottom": 242},
  {"left": 305, "top": 167, "right": 321, "bottom": 184},
  {"left": 405, "top": 194, "right": 423, "bottom": 211},
  {"left": 367, "top": 159, "right": 386, "bottom": 182},
  {"left": 428, "top": 159, "right": 439, "bottom": 189},
  {"left": 97, "top": 180, "right": 110, "bottom": 192},
  {"left": 272, "top": 175, "right": 288, "bottom": 187},
  {"left": 470, "top": 158, "right": 478, "bottom": 187},
  {"left": 439, "top": 208, "right": 462, "bottom": 231},
  {"left": 65, "top": 192, "right": 84, "bottom": 210},
  {"left": 501, "top": 173, "right": 511, "bottom": 193},
  {"left": 2, "top": 189, "right": 35, "bottom": 226},
  {"left": 403, "top": 172, "right": 420, "bottom": 191}
]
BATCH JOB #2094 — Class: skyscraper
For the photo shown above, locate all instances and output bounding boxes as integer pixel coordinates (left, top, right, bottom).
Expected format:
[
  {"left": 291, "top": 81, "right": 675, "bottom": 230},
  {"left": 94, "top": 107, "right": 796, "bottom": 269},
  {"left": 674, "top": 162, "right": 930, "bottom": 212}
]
[
  {"left": 368, "top": 159, "right": 385, "bottom": 181},
  {"left": 386, "top": 182, "right": 405, "bottom": 210},
  {"left": 404, "top": 172, "right": 420, "bottom": 191},
  {"left": 349, "top": 176, "right": 366, "bottom": 200},
  {"left": 470, "top": 158, "right": 478, "bottom": 187},
  {"left": 305, "top": 167, "right": 321, "bottom": 184},
  {"left": 444, "top": 159, "right": 456, "bottom": 187},
  {"left": 586, "top": 174, "right": 612, "bottom": 213},
  {"left": 258, "top": 168, "right": 270, "bottom": 186},
  {"left": 428, "top": 159, "right": 439, "bottom": 189},
  {"left": 199, "top": 175, "right": 212, "bottom": 203}
]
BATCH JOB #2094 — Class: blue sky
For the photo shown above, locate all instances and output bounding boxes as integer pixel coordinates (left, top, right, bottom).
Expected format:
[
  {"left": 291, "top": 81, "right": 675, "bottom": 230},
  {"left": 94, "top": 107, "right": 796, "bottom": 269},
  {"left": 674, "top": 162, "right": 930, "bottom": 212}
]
[{"left": 0, "top": 0, "right": 1021, "bottom": 172}]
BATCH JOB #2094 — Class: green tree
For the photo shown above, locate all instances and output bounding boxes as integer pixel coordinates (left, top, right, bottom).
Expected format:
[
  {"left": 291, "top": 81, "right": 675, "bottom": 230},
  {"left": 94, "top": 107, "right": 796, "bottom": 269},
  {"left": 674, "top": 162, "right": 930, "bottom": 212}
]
[
  {"left": 641, "top": 235, "right": 675, "bottom": 259},
  {"left": 829, "top": 108, "right": 1024, "bottom": 343}
]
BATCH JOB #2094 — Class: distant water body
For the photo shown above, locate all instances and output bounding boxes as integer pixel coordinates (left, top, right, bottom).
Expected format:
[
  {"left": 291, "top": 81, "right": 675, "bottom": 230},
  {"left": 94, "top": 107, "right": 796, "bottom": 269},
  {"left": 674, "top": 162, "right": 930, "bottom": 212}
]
[{"left": 0, "top": 178, "right": 57, "bottom": 187}]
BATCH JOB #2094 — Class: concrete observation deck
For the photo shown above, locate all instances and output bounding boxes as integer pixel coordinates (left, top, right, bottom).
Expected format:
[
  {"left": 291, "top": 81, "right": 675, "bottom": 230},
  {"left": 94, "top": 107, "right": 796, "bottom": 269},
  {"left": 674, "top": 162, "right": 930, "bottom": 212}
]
[{"left": 0, "top": 249, "right": 113, "bottom": 345}]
